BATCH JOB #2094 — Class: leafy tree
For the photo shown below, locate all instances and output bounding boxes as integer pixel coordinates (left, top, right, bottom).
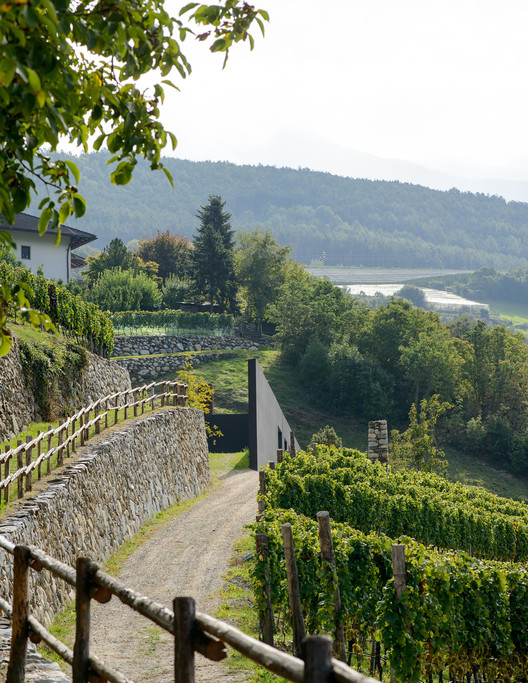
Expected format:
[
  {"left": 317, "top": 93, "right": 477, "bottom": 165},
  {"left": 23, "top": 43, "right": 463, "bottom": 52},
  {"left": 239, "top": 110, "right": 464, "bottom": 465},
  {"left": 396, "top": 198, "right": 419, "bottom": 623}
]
[
  {"left": 0, "top": 1, "right": 268, "bottom": 354},
  {"left": 390, "top": 395, "right": 451, "bottom": 473},
  {"left": 136, "top": 231, "right": 192, "bottom": 281},
  {"left": 84, "top": 238, "right": 143, "bottom": 285},
  {"left": 190, "top": 195, "right": 237, "bottom": 312},
  {"left": 89, "top": 268, "right": 161, "bottom": 312},
  {"left": 398, "top": 284, "right": 427, "bottom": 309},
  {"left": 235, "top": 229, "right": 290, "bottom": 330},
  {"left": 309, "top": 425, "right": 342, "bottom": 450},
  {"left": 161, "top": 276, "right": 193, "bottom": 308}
]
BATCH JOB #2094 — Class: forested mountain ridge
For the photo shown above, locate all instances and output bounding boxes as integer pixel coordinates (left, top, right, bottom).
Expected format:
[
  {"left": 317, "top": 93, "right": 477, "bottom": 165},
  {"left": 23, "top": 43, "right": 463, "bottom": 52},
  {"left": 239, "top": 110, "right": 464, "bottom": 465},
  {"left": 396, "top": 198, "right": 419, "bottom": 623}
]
[{"left": 37, "top": 152, "right": 528, "bottom": 269}]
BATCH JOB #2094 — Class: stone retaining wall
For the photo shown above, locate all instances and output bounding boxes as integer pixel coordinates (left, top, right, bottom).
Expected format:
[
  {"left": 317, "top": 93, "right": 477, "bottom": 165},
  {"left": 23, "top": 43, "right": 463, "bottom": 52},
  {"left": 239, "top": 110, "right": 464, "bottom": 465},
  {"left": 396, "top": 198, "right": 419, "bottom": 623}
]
[
  {"left": 113, "top": 334, "right": 258, "bottom": 357},
  {"left": 0, "top": 407, "right": 210, "bottom": 627},
  {"left": 114, "top": 351, "right": 238, "bottom": 384},
  {"left": 0, "top": 341, "right": 131, "bottom": 442}
]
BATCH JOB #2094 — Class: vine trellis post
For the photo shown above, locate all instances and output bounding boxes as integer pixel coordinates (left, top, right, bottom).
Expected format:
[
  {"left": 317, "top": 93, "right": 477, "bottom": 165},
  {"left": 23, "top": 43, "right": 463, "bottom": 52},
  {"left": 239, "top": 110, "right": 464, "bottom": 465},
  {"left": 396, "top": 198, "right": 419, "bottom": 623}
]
[{"left": 281, "top": 522, "right": 306, "bottom": 657}]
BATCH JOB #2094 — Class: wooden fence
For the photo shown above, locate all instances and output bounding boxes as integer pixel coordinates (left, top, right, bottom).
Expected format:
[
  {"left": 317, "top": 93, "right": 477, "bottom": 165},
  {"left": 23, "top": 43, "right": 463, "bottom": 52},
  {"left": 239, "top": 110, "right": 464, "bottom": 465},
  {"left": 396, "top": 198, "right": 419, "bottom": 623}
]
[
  {"left": 0, "top": 380, "right": 188, "bottom": 506},
  {"left": 0, "top": 536, "right": 379, "bottom": 683}
]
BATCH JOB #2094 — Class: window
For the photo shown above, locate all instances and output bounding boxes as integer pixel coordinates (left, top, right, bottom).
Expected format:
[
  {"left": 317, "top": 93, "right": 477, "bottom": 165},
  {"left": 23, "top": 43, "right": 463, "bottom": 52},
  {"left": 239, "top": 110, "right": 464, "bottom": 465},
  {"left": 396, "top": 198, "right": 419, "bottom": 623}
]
[{"left": 21, "top": 245, "right": 31, "bottom": 260}]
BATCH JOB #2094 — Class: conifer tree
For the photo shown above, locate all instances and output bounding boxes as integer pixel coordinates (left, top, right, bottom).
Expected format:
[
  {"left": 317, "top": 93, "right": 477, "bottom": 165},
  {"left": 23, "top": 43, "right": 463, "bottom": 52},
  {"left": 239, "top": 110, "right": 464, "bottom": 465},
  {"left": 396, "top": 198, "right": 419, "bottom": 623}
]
[{"left": 191, "top": 196, "right": 238, "bottom": 312}]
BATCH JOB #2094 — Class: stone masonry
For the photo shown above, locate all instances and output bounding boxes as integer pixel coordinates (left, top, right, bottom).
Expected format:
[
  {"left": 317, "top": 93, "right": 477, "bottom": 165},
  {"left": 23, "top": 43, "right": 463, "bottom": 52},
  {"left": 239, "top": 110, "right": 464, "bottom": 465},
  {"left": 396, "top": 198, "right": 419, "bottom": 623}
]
[
  {"left": 0, "top": 407, "right": 211, "bottom": 627},
  {"left": 113, "top": 334, "right": 258, "bottom": 357},
  {"left": 368, "top": 419, "right": 389, "bottom": 464}
]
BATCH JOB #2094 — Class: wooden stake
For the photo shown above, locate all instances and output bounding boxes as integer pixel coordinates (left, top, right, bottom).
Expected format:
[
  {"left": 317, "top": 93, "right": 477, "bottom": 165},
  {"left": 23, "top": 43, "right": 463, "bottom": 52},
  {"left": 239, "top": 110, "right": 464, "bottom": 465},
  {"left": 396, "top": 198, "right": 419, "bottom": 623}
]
[
  {"left": 94, "top": 404, "right": 100, "bottom": 434},
  {"left": 73, "top": 557, "right": 96, "bottom": 683},
  {"left": 290, "top": 431, "right": 296, "bottom": 458},
  {"left": 303, "top": 635, "right": 333, "bottom": 683},
  {"left": 36, "top": 431, "right": 42, "bottom": 480},
  {"left": 57, "top": 427, "right": 64, "bottom": 467},
  {"left": 276, "top": 449, "right": 283, "bottom": 464},
  {"left": 25, "top": 436, "right": 32, "bottom": 492},
  {"left": 174, "top": 596, "right": 195, "bottom": 683},
  {"left": 133, "top": 390, "right": 138, "bottom": 417},
  {"left": 16, "top": 441, "right": 23, "bottom": 500},
  {"left": 79, "top": 412, "right": 85, "bottom": 447},
  {"left": 47, "top": 426, "right": 53, "bottom": 473},
  {"left": 317, "top": 511, "right": 346, "bottom": 661},
  {"left": 390, "top": 544, "right": 407, "bottom": 683},
  {"left": 256, "top": 533, "right": 274, "bottom": 646},
  {"left": 4, "top": 445, "right": 10, "bottom": 503},
  {"left": 6, "top": 546, "right": 31, "bottom": 683},
  {"left": 281, "top": 523, "right": 306, "bottom": 657}
]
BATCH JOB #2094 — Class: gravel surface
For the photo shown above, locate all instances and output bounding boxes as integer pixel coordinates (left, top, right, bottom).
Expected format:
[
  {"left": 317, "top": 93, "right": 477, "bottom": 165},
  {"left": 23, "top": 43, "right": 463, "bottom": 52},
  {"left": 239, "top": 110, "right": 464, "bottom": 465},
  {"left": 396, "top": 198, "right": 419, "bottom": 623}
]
[{"left": 89, "top": 468, "right": 258, "bottom": 682}]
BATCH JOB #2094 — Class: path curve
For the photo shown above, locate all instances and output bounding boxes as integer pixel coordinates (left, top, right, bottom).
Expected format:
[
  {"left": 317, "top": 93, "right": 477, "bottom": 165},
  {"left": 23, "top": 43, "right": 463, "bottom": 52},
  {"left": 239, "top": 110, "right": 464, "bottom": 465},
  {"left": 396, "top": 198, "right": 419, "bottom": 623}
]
[{"left": 89, "top": 468, "right": 258, "bottom": 682}]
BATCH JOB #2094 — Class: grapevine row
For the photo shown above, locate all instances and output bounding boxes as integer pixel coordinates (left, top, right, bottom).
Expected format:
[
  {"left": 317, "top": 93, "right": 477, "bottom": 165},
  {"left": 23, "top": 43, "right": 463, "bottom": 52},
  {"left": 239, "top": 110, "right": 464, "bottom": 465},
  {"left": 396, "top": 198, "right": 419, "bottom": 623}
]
[
  {"left": 0, "top": 262, "right": 114, "bottom": 355},
  {"left": 265, "top": 447, "right": 528, "bottom": 561},
  {"left": 109, "top": 309, "right": 234, "bottom": 334},
  {"left": 253, "top": 507, "right": 528, "bottom": 683}
]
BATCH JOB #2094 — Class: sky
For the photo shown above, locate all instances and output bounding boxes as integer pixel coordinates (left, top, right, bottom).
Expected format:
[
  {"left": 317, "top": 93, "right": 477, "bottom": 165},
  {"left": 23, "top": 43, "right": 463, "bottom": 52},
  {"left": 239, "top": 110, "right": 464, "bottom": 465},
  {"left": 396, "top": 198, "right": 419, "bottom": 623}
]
[{"left": 153, "top": 0, "right": 528, "bottom": 192}]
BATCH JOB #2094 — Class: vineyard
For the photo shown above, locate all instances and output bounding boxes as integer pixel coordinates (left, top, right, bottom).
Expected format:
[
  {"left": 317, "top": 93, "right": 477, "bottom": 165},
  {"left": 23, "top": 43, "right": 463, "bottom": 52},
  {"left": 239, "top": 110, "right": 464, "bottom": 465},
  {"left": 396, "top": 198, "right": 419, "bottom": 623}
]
[
  {"left": 109, "top": 309, "right": 234, "bottom": 335},
  {"left": 0, "top": 262, "right": 114, "bottom": 355},
  {"left": 254, "top": 447, "right": 528, "bottom": 682}
]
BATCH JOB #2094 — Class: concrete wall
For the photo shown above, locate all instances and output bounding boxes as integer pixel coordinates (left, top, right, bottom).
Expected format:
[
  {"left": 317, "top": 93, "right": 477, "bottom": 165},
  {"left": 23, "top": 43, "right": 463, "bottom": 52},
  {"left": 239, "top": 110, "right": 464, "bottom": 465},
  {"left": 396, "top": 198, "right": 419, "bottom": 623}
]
[
  {"left": 0, "top": 407, "right": 211, "bottom": 626},
  {"left": 248, "top": 359, "right": 299, "bottom": 470}
]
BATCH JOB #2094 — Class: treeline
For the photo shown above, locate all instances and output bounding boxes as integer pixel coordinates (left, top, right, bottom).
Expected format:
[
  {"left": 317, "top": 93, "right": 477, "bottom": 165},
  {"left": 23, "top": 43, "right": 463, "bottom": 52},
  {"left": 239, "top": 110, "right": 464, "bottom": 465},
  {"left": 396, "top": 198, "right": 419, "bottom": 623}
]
[
  {"left": 417, "top": 266, "right": 528, "bottom": 305},
  {"left": 255, "top": 448, "right": 528, "bottom": 682},
  {"left": 32, "top": 152, "right": 528, "bottom": 269},
  {"left": 267, "top": 267, "right": 528, "bottom": 472}
]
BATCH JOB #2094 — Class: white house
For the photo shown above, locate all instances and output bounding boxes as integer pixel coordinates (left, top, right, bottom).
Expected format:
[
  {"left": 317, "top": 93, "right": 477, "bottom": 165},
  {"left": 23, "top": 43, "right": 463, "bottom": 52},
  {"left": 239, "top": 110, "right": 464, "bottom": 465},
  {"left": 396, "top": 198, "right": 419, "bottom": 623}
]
[{"left": 0, "top": 212, "right": 97, "bottom": 281}]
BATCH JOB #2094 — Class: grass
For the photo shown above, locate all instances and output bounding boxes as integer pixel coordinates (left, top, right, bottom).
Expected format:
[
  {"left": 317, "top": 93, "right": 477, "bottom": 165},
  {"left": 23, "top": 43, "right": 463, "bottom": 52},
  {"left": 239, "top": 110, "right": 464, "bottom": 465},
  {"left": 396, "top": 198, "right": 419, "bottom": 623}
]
[{"left": 160, "top": 348, "right": 366, "bottom": 450}]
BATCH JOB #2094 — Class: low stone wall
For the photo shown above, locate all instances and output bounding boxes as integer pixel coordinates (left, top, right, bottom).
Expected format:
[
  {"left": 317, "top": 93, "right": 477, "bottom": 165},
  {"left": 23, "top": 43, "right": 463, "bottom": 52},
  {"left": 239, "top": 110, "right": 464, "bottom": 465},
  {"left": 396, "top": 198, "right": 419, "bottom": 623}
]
[
  {"left": 0, "top": 407, "right": 210, "bottom": 626},
  {"left": 114, "top": 351, "right": 238, "bottom": 384},
  {"left": 113, "top": 334, "right": 258, "bottom": 357}
]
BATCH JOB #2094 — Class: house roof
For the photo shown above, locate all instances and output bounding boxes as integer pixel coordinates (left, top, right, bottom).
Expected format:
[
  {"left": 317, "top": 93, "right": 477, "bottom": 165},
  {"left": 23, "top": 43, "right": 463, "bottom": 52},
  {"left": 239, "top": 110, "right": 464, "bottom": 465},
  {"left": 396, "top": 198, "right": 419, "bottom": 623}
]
[{"left": 0, "top": 212, "right": 97, "bottom": 250}]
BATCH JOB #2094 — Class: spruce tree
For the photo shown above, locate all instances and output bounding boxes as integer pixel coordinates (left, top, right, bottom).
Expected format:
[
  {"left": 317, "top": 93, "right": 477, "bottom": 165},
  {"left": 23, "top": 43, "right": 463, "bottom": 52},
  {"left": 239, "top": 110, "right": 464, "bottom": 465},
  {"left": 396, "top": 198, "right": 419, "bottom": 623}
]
[{"left": 191, "top": 195, "right": 238, "bottom": 312}]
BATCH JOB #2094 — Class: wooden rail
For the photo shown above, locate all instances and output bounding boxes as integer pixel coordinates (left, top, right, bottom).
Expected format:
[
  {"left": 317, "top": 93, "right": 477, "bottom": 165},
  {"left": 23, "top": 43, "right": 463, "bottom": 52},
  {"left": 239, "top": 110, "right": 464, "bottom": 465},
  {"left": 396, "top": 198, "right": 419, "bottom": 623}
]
[
  {"left": 0, "top": 380, "right": 188, "bottom": 506},
  {"left": 0, "top": 536, "right": 380, "bottom": 683}
]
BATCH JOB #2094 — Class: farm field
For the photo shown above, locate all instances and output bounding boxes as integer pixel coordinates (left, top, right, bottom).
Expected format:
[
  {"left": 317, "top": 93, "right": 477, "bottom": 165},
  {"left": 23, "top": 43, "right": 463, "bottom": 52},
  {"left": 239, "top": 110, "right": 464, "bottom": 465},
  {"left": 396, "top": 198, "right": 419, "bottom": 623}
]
[{"left": 307, "top": 266, "right": 473, "bottom": 284}]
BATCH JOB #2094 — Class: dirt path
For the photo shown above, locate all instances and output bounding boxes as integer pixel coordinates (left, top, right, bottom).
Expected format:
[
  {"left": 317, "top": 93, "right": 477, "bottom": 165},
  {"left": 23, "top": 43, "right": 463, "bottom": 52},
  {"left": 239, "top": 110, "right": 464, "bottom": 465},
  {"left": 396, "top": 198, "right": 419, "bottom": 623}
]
[{"left": 89, "top": 468, "right": 258, "bottom": 682}]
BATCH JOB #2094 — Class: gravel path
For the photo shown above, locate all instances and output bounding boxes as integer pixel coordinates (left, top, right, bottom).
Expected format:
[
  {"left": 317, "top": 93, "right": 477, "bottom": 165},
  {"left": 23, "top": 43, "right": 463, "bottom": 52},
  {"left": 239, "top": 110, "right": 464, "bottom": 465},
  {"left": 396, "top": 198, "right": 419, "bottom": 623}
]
[{"left": 89, "top": 468, "right": 258, "bottom": 682}]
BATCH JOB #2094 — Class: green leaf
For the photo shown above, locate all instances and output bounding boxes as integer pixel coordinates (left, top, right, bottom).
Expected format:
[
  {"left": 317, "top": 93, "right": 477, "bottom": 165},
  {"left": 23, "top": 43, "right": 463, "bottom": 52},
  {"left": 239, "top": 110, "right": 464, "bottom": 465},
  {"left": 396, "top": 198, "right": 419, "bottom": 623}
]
[
  {"left": 179, "top": 2, "right": 199, "bottom": 16},
  {"left": 0, "top": 329, "right": 13, "bottom": 358},
  {"left": 38, "top": 208, "right": 52, "bottom": 235},
  {"left": 58, "top": 202, "right": 70, "bottom": 225},
  {"left": 73, "top": 194, "right": 86, "bottom": 218},
  {"left": 64, "top": 160, "right": 80, "bottom": 184},
  {"left": 26, "top": 67, "right": 41, "bottom": 92}
]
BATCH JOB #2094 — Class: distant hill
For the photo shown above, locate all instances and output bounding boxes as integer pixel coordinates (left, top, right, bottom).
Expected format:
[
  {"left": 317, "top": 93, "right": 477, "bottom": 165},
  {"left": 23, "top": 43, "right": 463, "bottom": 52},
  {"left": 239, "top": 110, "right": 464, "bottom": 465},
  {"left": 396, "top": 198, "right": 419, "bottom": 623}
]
[{"left": 34, "top": 152, "right": 528, "bottom": 269}]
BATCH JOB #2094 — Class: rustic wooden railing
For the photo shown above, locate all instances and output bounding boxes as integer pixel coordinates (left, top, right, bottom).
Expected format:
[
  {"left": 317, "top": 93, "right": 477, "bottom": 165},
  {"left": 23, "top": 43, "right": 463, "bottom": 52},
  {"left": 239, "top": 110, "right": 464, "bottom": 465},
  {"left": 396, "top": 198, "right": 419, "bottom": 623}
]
[
  {"left": 0, "top": 537, "right": 379, "bottom": 683},
  {"left": 0, "top": 380, "right": 188, "bottom": 506}
]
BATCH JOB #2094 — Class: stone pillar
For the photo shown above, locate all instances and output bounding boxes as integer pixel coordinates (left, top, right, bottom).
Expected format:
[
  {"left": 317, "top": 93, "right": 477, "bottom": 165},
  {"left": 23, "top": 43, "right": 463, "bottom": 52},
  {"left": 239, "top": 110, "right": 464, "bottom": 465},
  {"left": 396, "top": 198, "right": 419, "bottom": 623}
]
[{"left": 368, "top": 420, "right": 389, "bottom": 464}]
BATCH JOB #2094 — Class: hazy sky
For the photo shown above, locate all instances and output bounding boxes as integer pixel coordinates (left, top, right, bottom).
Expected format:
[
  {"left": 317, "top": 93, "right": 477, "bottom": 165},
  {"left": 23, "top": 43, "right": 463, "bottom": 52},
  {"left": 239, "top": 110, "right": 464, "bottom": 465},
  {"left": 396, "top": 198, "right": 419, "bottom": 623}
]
[{"left": 155, "top": 0, "right": 528, "bottom": 181}]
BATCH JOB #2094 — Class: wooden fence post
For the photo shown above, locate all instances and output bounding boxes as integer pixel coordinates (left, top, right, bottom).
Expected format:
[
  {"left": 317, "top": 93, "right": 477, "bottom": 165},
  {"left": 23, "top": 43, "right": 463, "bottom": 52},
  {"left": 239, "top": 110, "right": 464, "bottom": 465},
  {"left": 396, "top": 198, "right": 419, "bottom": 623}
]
[
  {"left": 73, "top": 557, "right": 96, "bottom": 683},
  {"left": 47, "top": 426, "right": 53, "bottom": 474},
  {"left": 258, "top": 470, "right": 267, "bottom": 520},
  {"left": 256, "top": 533, "right": 274, "bottom": 646},
  {"left": 4, "top": 444, "right": 10, "bottom": 503},
  {"left": 36, "top": 431, "right": 42, "bottom": 480},
  {"left": 6, "top": 545, "right": 31, "bottom": 683},
  {"left": 105, "top": 399, "right": 110, "bottom": 426},
  {"left": 94, "top": 404, "right": 100, "bottom": 434},
  {"left": 303, "top": 635, "right": 333, "bottom": 683},
  {"left": 173, "top": 596, "right": 195, "bottom": 683},
  {"left": 79, "top": 412, "right": 85, "bottom": 447},
  {"left": 277, "top": 449, "right": 283, "bottom": 464},
  {"left": 25, "top": 436, "right": 32, "bottom": 493},
  {"left": 281, "top": 523, "right": 306, "bottom": 658},
  {"left": 16, "top": 441, "right": 23, "bottom": 500},
  {"left": 290, "top": 431, "right": 296, "bottom": 458},
  {"left": 57, "top": 427, "right": 65, "bottom": 467},
  {"left": 317, "top": 511, "right": 346, "bottom": 661},
  {"left": 161, "top": 383, "right": 167, "bottom": 407},
  {"left": 390, "top": 544, "right": 407, "bottom": 683},
  {"left": 133, "top": 390, "right": 138, "bottom": 417}
]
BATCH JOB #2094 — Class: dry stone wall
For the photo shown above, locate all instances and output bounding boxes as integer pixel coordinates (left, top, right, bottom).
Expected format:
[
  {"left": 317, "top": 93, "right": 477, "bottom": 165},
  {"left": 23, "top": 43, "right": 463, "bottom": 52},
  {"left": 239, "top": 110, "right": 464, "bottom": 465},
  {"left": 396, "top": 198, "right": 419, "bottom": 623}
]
[
  {"left": 0, "top": 341, "right": 131, "bottom": 442},
  {"left": 113, "top": 334, "right": 258, "bottom": 357},
  {"left": 0, "top": 407, "right": 211, "bottom": 627},
  {"left": 0, "top": 339, "right": 37, "bottom": 442},
  {"left": 115, "top": 351, "right": 238, "bottom": 383}
]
